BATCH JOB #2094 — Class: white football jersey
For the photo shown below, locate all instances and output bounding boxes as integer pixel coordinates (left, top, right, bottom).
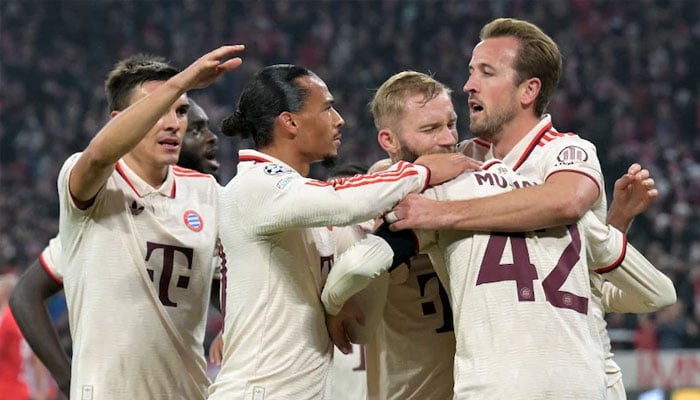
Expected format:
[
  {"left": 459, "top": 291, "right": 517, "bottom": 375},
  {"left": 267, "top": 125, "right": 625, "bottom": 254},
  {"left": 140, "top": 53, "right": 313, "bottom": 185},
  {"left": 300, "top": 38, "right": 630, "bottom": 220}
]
[
  {"left": 464, "top": 115, "right": 618, "bottom": 389},
  {"left": 58, "top": 153, "right": 219, "bottom": 400},
  {"left": 39, "top": 236, "right": 63, "bottom": 284},
  {"left": 415, "top": 161, "right": 607, "bottom": 399},
  {"left": 365, "top": 254, "right": 455, "bottom": 400},
  {"left": 210, "top": 150, "right": 430, "bottom": 400}
]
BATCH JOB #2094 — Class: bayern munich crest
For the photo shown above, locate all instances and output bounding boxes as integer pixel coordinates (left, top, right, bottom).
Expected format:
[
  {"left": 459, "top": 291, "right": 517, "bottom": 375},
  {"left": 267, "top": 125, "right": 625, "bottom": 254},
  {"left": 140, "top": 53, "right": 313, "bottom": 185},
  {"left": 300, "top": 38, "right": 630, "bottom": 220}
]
[{"left": 183, "top": 210, "right": 203, "bottom": 232}]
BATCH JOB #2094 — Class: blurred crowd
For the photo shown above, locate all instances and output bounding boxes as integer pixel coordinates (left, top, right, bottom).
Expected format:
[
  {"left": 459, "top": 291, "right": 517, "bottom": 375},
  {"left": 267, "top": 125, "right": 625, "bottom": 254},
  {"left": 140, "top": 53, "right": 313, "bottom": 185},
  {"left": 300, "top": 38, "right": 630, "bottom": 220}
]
[{"left": 1, "top": 0, "right": 699, "bottom": 363}]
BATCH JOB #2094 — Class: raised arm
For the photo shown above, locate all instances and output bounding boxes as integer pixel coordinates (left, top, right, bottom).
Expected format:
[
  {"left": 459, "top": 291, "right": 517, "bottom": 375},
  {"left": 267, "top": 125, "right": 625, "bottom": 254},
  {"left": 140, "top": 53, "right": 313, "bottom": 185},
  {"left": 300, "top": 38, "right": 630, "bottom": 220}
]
[
  {"left": 9, "top": 260, "right": 70, "bottom": 396},
  {"left": 70, "top": 45, "right": 244, "bottom": 206}
]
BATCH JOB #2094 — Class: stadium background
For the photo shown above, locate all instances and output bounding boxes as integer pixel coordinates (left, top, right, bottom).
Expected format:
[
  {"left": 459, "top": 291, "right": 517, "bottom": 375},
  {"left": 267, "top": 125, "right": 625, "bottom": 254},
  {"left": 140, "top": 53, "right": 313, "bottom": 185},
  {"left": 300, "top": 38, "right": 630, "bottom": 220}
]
[{"left": 1, "top": 0, "right": 699, "bottom": 398}]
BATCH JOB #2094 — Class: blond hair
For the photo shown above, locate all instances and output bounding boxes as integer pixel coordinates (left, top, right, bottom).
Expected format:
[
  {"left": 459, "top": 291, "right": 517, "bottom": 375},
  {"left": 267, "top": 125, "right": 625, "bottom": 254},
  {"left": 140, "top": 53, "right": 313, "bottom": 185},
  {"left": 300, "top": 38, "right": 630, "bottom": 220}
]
[
  {"left": 370, "top": 71, "right": 451, "bottom": 132},
  {"left": 480, "top": 18, "right": 562, "bottom": 116}
]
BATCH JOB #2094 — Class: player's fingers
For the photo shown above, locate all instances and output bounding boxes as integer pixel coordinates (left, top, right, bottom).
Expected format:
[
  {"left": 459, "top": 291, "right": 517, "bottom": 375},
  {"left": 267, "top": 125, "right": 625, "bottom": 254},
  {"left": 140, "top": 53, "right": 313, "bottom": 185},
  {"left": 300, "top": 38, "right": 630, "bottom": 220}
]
[
  {"left": 635, "top": 169, "right": 650, "bottom": 180},
  {"left": 628, "top": 163, "right": 642, "bottom": 174},
  {"left": 328, "top": 319, "right": 351, "bottom": 354},
  {"left": 614, "top": 174, "right": 632, "bottom": 190},
  {"left": 218, "top": 57, "right": 244, "bottom": 71},
  {"left": 642, "top": 178, "right": 655, "bottom": 189},
  {"left": 388, "top": 219, "right": 407, "bottom": 232}
]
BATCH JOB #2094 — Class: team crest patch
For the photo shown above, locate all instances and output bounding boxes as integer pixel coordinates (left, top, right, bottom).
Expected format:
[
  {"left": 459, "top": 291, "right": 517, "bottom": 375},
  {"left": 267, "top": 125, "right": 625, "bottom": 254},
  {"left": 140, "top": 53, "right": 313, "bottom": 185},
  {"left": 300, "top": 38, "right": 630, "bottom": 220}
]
[
  {"left": 556, "top": 145, "right": 588, "bottom": 165},
  {"left": 264, "top": 163, "right": 293, "bottom": 175},
  {"left": 183, "top": 210, "right": 204, "bottom": 232}
]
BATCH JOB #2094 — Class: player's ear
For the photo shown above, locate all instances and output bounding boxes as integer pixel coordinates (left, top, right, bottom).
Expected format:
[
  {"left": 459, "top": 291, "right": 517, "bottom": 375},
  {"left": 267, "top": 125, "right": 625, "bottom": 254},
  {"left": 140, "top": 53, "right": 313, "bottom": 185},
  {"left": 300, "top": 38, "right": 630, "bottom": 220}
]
[
  {"left": 520, "top": 77, "right": 541, "bottom": 108},
  {"left": 109, "top": 110, "right": 121, "bottom": 119},
  {"left": 279, "top": 112, "right": 298, "bottom": 131},
  {"left": 377, "top": 128, "right": 399, "bottom": 153}
]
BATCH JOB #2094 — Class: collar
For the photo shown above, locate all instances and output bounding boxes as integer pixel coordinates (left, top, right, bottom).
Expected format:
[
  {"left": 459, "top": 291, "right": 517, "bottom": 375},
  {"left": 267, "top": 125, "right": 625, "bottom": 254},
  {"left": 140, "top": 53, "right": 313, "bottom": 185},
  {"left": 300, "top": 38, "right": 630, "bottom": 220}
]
[
  {"left": 486, "top": 114, "right": 553, "bottom": 171},
  {"left": 116, "top": 160, "right": 177, "bottom": 198},
  {"left": 238, "top": 149, "right": 295, "bottom": 170}
]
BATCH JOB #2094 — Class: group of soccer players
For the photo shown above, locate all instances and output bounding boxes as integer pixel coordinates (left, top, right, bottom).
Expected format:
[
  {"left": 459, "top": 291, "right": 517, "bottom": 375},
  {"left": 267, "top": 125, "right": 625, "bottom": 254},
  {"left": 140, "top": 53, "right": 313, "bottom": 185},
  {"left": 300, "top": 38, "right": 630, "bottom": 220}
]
[{"left": 8, "top": 17, "right": 676, "bottom": 400}]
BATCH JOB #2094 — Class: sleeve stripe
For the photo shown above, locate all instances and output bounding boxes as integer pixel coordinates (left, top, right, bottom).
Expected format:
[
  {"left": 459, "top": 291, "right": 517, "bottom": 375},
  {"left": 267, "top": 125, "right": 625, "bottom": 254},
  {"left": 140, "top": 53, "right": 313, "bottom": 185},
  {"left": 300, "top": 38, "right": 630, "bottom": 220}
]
[
  {"left": 545, "top": 169, "right": 602, "bottom": 198},
  {"left": 39, "top": 253, "right": 64, "bottom": 285},
  {"left": 306, "top": 161, "right": 419, "bottom": 189},
  {"left": 594, "top": 234, "right": 628, "bottom": 274}
]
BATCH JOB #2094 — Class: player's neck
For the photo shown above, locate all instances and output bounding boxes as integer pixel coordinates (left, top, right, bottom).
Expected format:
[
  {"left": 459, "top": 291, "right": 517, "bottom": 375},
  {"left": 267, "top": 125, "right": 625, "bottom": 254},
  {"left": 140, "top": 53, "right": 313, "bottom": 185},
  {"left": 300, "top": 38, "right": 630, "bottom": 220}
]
[
  {"left": 122, "top": 155, "right": 169, "bottom": 188},
  {"left": 490, "top": 113, "right": 540, "bottom": 159}
]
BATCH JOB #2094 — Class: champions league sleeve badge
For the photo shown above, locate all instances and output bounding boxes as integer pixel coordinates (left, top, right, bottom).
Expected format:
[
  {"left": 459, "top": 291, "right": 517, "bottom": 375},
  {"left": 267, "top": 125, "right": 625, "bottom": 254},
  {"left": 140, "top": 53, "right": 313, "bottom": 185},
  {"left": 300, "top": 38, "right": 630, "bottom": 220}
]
[{"left": 264, "top": 163, "right": 294, "bottom": 175}]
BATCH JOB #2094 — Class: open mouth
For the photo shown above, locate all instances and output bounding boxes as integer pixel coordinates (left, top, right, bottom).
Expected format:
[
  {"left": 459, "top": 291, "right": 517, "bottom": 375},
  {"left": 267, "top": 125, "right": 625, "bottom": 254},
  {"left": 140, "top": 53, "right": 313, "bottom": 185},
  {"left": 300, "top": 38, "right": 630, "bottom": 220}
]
[
  {"left": 159, "top": 138, "right": 181, "bottom": 150},
  {"left": 469, "top": 100, "right": 484, "bottom": 115}
]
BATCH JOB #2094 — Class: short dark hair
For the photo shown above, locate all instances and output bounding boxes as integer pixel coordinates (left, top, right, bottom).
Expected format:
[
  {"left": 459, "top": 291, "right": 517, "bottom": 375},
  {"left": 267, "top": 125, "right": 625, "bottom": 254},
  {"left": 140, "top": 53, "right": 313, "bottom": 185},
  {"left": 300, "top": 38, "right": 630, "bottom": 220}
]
[
  {"left": 220, "top": 64, "right": 314, "bottom": 149},
  {"left": 105, "top": 54, "right": 179, "bottom": 111}
]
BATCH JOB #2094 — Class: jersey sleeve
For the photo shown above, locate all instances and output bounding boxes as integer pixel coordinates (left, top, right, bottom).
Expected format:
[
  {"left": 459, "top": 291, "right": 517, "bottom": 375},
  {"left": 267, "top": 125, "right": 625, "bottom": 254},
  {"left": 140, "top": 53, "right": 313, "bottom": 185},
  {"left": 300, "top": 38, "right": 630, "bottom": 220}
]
[
  {"left": 598, "top": 244, "right": 677, "bottom": 313},
  {"left": 581, "top": 212, "right": 627, "bottom": 272},
  {"left": 39, "top": 236, "right": 64, "bottom": 284},
  {"left": 321, "top": 234, "right": 394, "bottom": 316},
  {"left": 541, "top": 136, "right": 604, "bottom": 195},
  {"left": 239, "top": 161, "right": 430, "bottom": 235}
]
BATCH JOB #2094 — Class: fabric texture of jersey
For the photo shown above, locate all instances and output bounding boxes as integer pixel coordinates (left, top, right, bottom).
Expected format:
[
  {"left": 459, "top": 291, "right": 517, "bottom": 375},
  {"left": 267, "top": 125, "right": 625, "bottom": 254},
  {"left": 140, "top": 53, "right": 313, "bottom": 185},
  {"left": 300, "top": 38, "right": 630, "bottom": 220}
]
[
  {"left": 414, "top": 161, "right": 607, "bottom": 399},
  {"left": 57, "top": 153, "right": 219, "bottom": 400},
  {"left": 463, "top": 114, "right": 621, "bottom": 390},
  {"left": 210, "top": 149, "right": 430, "bottom": 400},
  {"left": 365, "top": 252, "right": 455, "bottom": 400}
]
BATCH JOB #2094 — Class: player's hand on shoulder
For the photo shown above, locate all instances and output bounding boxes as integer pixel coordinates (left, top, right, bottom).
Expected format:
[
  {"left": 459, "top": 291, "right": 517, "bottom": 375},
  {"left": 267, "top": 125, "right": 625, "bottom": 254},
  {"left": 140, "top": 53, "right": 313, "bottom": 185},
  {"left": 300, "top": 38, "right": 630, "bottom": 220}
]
[
  {"left": 172, "top": 45, "right": 245, "bottom": 91},
  {"left": 415, "top": 153, "right": 481, "bottom": 186}
]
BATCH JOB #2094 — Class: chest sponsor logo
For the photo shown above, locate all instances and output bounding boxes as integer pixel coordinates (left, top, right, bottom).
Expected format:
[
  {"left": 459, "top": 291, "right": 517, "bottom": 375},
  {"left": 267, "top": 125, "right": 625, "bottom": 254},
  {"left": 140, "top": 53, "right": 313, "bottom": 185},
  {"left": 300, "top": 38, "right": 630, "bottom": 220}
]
[
  {"left": 555, "top": 145, "right": 588, "bottom": 165},
  {"left": 264, "top": 163, "right": 294, "bottom": 175},
  {"left": 183, "top": 210, "right": 203, "bottom": 232}
]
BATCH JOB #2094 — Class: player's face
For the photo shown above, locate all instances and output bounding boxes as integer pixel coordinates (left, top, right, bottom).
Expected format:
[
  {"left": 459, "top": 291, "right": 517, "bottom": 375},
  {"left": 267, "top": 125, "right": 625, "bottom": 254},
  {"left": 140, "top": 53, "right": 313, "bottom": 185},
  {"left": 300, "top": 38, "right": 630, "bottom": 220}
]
[
  {"left": 395, "top": 91, "right": 458, "bottom": 162},
  {"left": 178, "top": 102, "right": 219, "bottom": 176},
  {"left": 463, "top": 36, "right": 521, "bottom": 141},
  {"left": 125, "top": 80, "right": 189, "bottom": 169},
  {"left": 293, "top": 75, "right": 345, "bottom": 162}
]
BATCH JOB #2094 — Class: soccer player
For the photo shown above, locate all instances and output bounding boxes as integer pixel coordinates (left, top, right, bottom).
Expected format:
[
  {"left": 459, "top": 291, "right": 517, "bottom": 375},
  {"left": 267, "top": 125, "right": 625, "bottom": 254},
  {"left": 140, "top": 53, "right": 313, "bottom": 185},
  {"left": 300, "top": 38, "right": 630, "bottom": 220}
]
[
  {"left": 387, "top": 18, "right": 675, "bottom": 399},
  {"left": 327, "top": 158, "right": 674, "bottom": 399},
  {"left": 367, "top": 71, "right": 459, "bottom": 400},
  {"left": 9, "top": 98, "right": 226, "bottom": 397},
  {"left": 210, "top": 64, "right": 472, "bottom": 399},
  {"left": 52, "top": 46, "right": 241, "bottom": 400}
]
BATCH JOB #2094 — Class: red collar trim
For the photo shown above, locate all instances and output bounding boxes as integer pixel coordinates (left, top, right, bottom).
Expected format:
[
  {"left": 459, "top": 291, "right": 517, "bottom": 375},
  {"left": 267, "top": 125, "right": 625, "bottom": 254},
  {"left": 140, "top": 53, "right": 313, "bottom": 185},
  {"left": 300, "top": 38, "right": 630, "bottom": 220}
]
[{"left": 512, "top": 121, "right": 553, "bottom": 171}]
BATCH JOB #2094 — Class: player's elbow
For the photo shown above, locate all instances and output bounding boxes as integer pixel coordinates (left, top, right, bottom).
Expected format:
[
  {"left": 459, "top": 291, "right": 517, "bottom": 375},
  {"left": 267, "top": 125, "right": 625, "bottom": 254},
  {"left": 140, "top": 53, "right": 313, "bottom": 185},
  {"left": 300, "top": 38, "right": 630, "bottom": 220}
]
[
  {"left": 648, "top": 277, "right": 677, "bottom": 310},
  {"left": 551, "top": 198, "right": 589, "bottom": 224}
]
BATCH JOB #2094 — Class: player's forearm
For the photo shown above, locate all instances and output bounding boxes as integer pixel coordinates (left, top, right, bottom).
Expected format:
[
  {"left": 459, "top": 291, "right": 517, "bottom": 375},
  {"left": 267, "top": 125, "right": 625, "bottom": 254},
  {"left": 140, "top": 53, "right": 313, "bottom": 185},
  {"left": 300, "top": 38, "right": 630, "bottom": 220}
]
[
  {"left": 9, "top": 265, "right": 71, "bottom": 394},
  {"left": 440, "top": 184, "right": 590, "bottom": 232},
  {"left": 256, "top": 163, "right": 429, "bottom": 234},
  {"left": 322, "top": 235, "right": 394, "bottom": 315},
  {"left": 89, "top": 79, "right": 186, "bottom": 166}
]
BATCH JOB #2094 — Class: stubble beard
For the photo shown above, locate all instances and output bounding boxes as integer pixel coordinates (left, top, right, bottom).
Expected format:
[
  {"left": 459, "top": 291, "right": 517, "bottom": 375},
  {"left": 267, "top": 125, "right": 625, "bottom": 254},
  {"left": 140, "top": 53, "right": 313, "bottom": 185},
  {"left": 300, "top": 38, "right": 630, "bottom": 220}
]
[{"left": 469, "top": 102, "right": 517, "bottom": 141}]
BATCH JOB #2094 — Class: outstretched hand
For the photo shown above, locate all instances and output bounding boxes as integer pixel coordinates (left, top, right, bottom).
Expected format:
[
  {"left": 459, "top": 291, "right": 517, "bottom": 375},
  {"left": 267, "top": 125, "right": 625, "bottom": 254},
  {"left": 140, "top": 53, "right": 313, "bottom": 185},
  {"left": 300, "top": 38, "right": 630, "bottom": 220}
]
[
  {"left": 326, "top": 298, "right": 365, "bottom": 355},
  {"left": 607, "top": 163, "right": 658, "bottom": 233},
  {"left": 414, "top": 153, "right": 481, "bottom": 186},
  {"left": 173, "top": 44, "right": 245, "bottom": 91}
]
